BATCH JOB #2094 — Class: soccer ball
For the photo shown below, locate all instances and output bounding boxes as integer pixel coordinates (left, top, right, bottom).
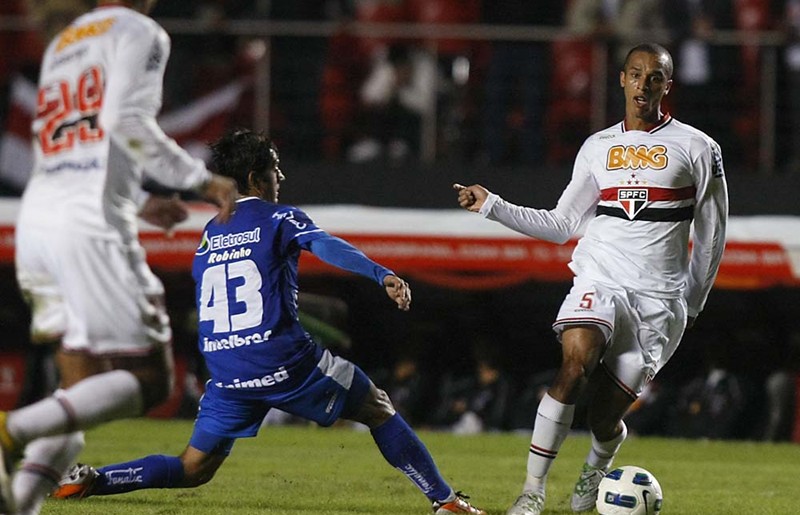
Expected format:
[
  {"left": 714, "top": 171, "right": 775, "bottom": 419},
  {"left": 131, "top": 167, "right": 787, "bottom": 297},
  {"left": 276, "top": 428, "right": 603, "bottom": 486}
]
[{"left": 595, "top": 465, "right": 663, "bottom": 515}]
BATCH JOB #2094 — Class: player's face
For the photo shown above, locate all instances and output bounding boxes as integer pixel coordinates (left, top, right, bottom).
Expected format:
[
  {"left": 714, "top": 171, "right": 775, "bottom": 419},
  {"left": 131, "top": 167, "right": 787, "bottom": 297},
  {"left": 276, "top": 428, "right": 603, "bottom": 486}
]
[
  {"left": 263, "top": 159, "right": 285, "bottom": 203},
  {"left": 620, "top": 51, "right": 672, "bottom": 124}
]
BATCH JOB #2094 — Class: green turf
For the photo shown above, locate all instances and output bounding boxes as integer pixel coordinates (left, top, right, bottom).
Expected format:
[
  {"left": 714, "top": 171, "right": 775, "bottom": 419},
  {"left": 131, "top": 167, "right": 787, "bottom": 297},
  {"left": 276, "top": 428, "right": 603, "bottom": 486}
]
[{"left": 39, "top": 419, "right": 800, "bottom": 514}]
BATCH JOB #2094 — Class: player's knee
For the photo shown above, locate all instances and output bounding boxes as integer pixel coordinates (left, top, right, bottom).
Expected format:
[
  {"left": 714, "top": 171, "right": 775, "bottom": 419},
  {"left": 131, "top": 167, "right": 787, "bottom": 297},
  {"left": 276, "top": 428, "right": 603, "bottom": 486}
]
[
  {"left": 372, "top": 388, "right": 396, "bottom": 418},
  {"left": 179, "top": 459, "right": 218, "bottom": 488},
  {"left": 183, "top": 471, "right": 215, "bottom": 488},
  {"left": 559, "top": 359, "right": 592, "bottom": 385},
  {"left": 550, "top": 360, "right": 594, "bottom": 402},
  {"left": 352, "top": 387, "right": 396, "bottom": 428}
]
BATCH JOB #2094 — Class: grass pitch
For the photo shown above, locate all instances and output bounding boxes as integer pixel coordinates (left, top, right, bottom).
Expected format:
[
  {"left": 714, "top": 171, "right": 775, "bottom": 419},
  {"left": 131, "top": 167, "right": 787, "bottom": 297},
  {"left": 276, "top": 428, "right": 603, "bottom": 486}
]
[{"left": 40, "top": 419, "right": 800, "bottom": 515}]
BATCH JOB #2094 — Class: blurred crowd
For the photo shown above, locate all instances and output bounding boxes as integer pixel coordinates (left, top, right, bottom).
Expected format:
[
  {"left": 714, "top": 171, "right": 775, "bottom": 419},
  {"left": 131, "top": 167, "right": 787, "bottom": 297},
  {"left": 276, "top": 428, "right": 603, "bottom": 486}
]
[
  {"left": 366, "top": 327, "right": 800, "bottom": 443},
  {"left": 2, "top": 0, "right": 800, "bottom": 181}
]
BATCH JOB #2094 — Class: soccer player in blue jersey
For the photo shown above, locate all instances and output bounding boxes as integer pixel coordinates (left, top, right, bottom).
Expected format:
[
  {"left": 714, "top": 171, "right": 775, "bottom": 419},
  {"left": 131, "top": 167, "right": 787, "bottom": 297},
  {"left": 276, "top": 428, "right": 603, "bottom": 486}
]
[{"left": 52, "top": 129, "right": 486, "bottom": 515}]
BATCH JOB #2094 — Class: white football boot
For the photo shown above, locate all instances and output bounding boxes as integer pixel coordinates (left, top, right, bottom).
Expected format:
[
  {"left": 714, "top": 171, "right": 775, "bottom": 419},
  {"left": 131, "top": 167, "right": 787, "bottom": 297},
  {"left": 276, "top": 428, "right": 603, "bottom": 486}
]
[
  {"left": 570, "top": 463, "right": 606, "bottom": 512},
  {"left": 506, "top": 491, "right": 545, "bottom": 515}
]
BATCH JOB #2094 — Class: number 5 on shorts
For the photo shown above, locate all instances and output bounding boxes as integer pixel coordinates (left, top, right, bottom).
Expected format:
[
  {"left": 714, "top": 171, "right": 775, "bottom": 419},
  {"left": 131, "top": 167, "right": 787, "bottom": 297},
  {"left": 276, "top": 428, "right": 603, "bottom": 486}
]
[{"left": 579, "top": 292, "right": 594, "bottom": 309}]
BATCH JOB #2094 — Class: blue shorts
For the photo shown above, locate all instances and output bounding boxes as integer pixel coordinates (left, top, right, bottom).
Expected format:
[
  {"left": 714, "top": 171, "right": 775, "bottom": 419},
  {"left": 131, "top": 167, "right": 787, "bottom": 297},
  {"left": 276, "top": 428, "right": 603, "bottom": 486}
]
[{"left": 189, "top": 348, "right": 371, "bottom": 456}]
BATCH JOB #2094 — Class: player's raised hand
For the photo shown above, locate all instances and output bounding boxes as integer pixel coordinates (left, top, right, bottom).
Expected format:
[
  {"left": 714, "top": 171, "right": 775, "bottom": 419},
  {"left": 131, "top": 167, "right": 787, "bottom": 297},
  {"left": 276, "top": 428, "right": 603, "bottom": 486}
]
[
  {"left": 200, "top": 174, "right": 238, "bottom": 222},
  {"left": 383, "top": 274, "right": 411, "bottom": 311},
  {"left": 453, "top": 183, "right": 490, "bottom": 213},
  {"left": 138, "top": 193, "right": 188, "bottom": 235}
]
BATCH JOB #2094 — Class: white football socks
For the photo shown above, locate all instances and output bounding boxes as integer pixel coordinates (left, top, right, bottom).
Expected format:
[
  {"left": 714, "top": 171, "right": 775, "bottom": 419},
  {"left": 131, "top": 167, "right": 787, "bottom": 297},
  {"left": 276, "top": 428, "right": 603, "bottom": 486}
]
[
  {"left": 522, "top": 393, "right": 575, "bottom": 496},
  {"left": 13, "top": 432, "right": 84, "bottom": 515},
  {"left": 7, "top": 369, "right": 143, "bottom": 444},
  {"left": 586, "top": 420, "right": 628, "bottom": 470}
]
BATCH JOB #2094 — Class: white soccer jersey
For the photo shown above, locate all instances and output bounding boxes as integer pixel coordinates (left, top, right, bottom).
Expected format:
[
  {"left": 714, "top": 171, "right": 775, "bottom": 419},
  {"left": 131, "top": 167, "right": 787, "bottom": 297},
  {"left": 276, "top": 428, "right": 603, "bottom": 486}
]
[
  {"left": 481, "top": 115, "right": 729, "bottom": 318},
  {"left": 18, "top": 5, "right": 210, "bottom": 240}
]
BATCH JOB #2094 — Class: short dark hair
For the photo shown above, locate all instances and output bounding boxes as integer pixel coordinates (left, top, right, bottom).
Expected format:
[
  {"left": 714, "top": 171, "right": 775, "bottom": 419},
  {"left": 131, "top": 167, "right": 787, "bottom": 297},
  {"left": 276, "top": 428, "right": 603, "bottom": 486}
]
[
  {"left": 623, "top": 43, "right": 674, "bottom": 79},
  {"left": 210, "top": 129, "right": 278, "bottom": 194}
]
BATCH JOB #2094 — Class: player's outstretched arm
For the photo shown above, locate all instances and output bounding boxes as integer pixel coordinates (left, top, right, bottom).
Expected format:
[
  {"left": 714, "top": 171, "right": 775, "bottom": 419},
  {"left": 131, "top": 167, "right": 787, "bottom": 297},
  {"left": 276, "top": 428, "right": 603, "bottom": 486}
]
[
  {"left": 306, "top": 235, "right": 408, "bottom": 310},
  {"left": 383, "top": 274, "right": 411, "bottom": 311},
  {"left": 198, "top": 174, "right": 238, "bottom": 222},
  {"left": 453, "top": 183, "right": 490, "bottom": 213}
]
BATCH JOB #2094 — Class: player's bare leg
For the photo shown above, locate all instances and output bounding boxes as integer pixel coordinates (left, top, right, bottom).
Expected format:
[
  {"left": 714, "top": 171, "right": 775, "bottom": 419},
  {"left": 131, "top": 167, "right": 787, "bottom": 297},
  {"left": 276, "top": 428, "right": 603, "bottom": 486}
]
[{"left": 508, "top": 326, "right": 605, "bottom": 515}]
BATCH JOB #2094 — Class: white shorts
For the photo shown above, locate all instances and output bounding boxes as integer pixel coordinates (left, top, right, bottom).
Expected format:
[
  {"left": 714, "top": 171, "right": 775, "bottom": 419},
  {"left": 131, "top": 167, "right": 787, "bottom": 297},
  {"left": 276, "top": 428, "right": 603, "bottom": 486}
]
[
  {"left": 553, "top": 276, "right": 687, "bottom": 397},
  {"left": 15, "top": 226, "right": 171, "bottom": 355}
]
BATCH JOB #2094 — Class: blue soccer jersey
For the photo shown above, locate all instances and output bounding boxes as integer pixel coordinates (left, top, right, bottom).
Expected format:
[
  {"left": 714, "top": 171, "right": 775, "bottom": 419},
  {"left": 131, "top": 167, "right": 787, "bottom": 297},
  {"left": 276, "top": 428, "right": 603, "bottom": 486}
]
[{"left": 192, "top": 198, "right": 329, "bottom": 394}]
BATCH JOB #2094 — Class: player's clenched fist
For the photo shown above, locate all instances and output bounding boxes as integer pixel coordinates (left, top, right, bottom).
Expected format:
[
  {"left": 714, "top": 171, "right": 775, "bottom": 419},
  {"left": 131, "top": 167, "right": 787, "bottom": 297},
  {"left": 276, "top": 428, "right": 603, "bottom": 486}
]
[
  {"left": 453, "top": 183, "right": 490, "bottom": 213},
  {"left": 383, "top": 275, "right": 412, "bottom": 311}
]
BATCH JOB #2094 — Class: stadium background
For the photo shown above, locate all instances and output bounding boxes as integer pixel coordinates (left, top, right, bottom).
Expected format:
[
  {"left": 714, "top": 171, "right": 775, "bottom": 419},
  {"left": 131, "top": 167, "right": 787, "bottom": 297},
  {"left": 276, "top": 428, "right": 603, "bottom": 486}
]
[{"left": 1, "top": 0, "right": 799, "bottom": 442}]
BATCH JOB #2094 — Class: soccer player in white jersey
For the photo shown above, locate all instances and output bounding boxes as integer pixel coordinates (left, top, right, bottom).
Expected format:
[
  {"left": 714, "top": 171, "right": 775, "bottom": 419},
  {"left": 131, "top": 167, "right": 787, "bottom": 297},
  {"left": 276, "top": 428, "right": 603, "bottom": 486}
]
[
  {"left": 0, "top": 1, "right": 237, "bottom": 513},
  {"left": 455, "top": 43, "right": 728, "bottom": 515},
  {"left": 50, "top": 129, "right": 486, "bottom": 515}
]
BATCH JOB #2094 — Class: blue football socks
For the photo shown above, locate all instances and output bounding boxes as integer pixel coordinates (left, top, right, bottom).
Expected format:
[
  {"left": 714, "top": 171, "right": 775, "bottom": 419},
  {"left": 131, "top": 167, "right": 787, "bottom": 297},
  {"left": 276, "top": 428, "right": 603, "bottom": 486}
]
[
  {"left": 370, "top": 413, "right": 452, "bottom": 502},
  {"left": 88, "top": 417, "right": 452, "bottom": 502},
  {"left": 92, "top": 454, "right": 184, "bottom": 495}
]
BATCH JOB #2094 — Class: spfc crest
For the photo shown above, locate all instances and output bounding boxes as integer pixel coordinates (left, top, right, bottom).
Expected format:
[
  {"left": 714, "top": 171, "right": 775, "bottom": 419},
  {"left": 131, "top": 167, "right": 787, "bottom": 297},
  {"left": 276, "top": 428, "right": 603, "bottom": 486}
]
[{"left": 617, "top": 188, "right": 648, "bottom": 219}]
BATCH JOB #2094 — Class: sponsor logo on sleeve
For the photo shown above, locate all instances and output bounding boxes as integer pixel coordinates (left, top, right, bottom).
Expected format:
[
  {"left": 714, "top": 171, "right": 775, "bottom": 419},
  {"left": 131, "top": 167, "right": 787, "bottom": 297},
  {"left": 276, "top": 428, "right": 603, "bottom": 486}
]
[
  {"left": 711, "top": 144, "right": 725, "bottom": 178},
  {"left": 146, "top": 40, "right": 163, "bottom": 71},
  {"left": 272, "top": 210, "right": 307, "bottom": 230}
]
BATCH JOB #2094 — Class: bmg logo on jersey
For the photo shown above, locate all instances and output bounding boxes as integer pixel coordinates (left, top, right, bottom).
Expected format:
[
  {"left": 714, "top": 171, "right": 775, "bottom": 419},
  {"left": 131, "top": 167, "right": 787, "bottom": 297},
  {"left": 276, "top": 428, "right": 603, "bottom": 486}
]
[{"left": 607, "top": 145, "right": 668, "bottom": 170}]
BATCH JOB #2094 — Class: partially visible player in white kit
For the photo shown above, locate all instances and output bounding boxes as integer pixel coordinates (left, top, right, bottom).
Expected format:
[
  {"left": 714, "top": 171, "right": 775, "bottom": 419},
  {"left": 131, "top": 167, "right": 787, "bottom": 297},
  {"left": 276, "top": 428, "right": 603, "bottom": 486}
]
[
  {"left": 455, "top": 43, "right": 728, "bottom": 515},
  {"left": 0, "top": 1, "right": 237, "bottom": 513}
]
